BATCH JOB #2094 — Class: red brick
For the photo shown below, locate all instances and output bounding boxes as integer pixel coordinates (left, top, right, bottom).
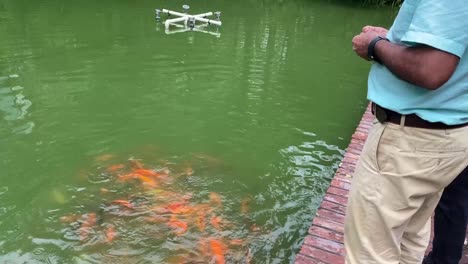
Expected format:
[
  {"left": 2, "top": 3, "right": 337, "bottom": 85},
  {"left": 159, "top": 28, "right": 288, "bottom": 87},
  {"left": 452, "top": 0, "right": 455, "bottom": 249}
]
[
  {"left": 294, "top": 254, "right": 326, "bottom": 264},
  {"left": 299, "top": 245, "right": 345, "bottom": 264},
  {"left": 316, "top": 209, "right": 345, "bottom": 224},
  {"left": 312, "top": 217, "right": 344, "bottom": 234},
  {"left": 327, "top": 187, "right": 349, "bottom": 197},
  {"left": 303, "top": 236, "right": 345, "bottom": 256},
  {"left": 323, "top": 193, "right": 348, "bottom": 205},
  {"left": 330, "top": 179, "right": 351, "bottom": 190},
  {"left": 296, "top": 103, "right": 373, "bottom": 264},
  {"left": 321, "top": 201, "right": 346, "bottom": 215},
  {"left": 309, "top": 226, "right": 344, "bottom": 243}
]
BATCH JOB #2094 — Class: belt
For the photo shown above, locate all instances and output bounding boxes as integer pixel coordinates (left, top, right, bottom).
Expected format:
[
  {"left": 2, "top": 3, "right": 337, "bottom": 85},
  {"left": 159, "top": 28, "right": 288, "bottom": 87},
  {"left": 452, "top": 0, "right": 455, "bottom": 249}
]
[{"left": 371, "top": 103, "right": 468, "bottom": 130}]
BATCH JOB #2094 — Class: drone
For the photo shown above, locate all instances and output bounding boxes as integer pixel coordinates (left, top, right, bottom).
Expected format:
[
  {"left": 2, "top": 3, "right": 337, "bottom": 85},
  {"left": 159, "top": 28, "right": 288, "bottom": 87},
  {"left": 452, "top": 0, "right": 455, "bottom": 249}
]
[{"left": 155, "top": 5, "right": 222, "bottom": 37}]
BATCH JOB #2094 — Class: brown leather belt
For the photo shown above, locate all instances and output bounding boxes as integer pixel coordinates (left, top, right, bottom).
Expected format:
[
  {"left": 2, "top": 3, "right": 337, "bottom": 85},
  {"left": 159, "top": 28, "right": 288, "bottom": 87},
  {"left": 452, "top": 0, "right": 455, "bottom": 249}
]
[{"left": 371, "top": 103, "right": 468, "bottom": 130}]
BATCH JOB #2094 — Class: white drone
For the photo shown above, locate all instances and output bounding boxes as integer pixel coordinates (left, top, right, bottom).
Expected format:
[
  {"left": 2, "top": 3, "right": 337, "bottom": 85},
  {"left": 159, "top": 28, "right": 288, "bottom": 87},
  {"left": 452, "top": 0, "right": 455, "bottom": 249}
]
[{"left": 155, "top": 5, "right": 222, "bottom": 37}]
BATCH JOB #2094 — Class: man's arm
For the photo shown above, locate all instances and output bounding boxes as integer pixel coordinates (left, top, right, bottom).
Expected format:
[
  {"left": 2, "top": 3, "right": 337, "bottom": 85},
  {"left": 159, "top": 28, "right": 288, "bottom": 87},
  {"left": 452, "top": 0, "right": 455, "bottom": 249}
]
[
  {"left": 374, "top": 40, "right": 459, "bottom": 90},
  {"left": 352, "top": 30, "right": 460, "bottom": 91}
]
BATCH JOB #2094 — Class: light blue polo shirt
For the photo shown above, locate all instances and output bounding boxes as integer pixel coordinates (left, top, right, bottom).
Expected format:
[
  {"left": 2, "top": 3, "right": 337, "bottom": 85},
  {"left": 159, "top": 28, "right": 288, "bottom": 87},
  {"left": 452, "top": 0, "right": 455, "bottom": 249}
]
[{"left": 368, "top": 0, "right": 468, "bottom": 125}]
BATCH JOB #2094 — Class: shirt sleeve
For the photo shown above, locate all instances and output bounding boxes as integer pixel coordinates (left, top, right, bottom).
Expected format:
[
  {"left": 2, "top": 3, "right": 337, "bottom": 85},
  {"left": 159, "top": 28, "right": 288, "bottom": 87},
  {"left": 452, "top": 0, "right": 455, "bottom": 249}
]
[{"left": 401, "top": 0, "right": 468, "bottom": 58}]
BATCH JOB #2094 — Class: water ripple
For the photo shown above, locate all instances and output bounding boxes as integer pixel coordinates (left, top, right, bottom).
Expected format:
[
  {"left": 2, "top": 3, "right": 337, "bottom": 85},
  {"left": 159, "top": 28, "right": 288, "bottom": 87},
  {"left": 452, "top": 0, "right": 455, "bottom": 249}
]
[{"left": 0, "top": 75, "right": 34, "bottom": 135}]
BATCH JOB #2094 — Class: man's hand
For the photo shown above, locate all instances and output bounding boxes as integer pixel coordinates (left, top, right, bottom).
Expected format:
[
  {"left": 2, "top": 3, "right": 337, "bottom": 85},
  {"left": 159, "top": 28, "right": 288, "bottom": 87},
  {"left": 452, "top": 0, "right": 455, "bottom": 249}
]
[
  {"left": 352, "top": 31, "right": 383, "bottom": 60},
  {"left": 362, "top": 26, "right": 388, "bottom": 36},
  {"left": 352, "top": 25, "right": 459, "bottom": 90}
]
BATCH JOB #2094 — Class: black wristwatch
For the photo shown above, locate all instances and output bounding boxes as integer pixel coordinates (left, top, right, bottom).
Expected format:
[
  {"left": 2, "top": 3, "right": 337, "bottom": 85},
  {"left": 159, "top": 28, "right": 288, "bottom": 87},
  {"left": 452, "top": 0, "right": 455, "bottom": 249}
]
[{"left": 367, "top": 36, "right": 389, "bottom": 64}]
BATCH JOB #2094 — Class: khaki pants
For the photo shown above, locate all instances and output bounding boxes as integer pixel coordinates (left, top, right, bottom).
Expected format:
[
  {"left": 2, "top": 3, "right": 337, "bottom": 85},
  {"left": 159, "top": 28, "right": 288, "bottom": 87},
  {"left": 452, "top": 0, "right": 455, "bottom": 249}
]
[{"left": 344, "top": 120, "right": 468, "bottom": 264}]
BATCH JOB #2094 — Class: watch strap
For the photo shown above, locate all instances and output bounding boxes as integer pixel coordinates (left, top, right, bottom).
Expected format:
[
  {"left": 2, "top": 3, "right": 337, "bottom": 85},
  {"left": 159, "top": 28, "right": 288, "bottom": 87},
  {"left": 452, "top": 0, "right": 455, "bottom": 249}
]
[{"left": 368, "top": 36, "right": 389, "bottom": 64}]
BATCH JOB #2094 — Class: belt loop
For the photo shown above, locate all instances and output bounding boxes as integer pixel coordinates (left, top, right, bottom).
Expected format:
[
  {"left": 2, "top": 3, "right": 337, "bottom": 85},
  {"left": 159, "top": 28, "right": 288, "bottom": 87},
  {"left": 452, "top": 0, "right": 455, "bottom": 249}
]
[{"left": 400, "top": 115, "right": 406, "bottom": 128}]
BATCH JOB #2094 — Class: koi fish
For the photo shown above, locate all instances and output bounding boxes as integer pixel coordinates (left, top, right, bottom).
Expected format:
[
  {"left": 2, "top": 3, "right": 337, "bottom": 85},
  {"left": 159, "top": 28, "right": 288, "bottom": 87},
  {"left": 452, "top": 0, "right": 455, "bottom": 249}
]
[
  {"left": 167, "top": 217, "right": 188, "bottom": 236},
  {"left": 59, "top": 214, "right": 79, "bottom": 224},
  {"left": 250, "top": 223, "right": 261, "bottom": 232},
  {"left": 211, "top": 215, "right": 222, "bottom": 231},
  {"left": 134, "top": 169, "right": 159, "bottom": 177},
  {"left": 95, "top": 154, "right": 114, "bottom": 162},
  {"left": 106, "top": 164, "right": 125, "bottom": 172},
  {"left": 196, "top": 211, "right": 206, "bottom": 232},
  {"left": 166, "top": 202, "right": 189, "bottom": 213},
  {"left": 136, "top": 175, "right": 158, "bottom": 188},
  {"left": 79, "top": 213, "right": 97, "bottom": 241},
  {"left": 112, "top": 199, "right": 134, "bottom": 209},
  {"left": 209, "top": 239, "right": 227, "bottom": 264},
  {"left": 118, "top": 173, "right": 140, "bottom": 182},
  {"left": 230, "top": 239, "right": 244, "bottom": 246},
  {"left": 240, "top": 197, "right": 250, "bottom": 214},
  {"left": 209, "top": 192, "right": 222, "bottom": 207},
  {"left": 105, "top": 225, "right": 117, "bottom": 243}
]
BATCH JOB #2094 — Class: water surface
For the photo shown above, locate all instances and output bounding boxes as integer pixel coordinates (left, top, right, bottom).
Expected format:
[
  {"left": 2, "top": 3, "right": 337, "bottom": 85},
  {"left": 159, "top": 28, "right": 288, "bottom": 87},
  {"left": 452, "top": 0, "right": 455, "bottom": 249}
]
[{"left": 0, "top": 0, "right": 393, "bottom": 263}]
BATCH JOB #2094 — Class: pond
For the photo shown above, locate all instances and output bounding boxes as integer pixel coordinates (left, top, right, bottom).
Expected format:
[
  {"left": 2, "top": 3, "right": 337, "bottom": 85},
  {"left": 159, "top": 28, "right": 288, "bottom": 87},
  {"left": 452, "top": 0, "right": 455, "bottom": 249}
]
[{"left": 0, "top": 0, "right": 393, "bottom": 263}]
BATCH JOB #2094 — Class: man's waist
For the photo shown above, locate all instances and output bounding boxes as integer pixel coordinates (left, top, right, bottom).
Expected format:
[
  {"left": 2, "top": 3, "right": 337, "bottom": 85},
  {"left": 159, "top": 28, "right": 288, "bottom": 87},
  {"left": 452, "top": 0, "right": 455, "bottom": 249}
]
[{"left": 371, "top": 103, "right": 468, "bottom": 129}]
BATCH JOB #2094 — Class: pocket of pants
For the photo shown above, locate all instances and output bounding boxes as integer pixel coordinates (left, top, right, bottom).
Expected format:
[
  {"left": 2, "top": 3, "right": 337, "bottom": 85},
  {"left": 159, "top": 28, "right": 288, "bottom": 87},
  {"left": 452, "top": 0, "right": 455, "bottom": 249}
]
[
  {"left": 412, "top": 148, "right": 466, "bottom": 159},
  {"left": 374, "top": 124, "right": 392, "bottom": 174}
]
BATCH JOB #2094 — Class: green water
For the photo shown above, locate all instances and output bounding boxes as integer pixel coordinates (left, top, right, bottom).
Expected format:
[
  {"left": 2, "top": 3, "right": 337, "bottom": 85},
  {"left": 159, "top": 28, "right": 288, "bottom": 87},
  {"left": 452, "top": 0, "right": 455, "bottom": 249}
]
[{"left": 0, "top": 0, "right": 393, "bottom": 263}]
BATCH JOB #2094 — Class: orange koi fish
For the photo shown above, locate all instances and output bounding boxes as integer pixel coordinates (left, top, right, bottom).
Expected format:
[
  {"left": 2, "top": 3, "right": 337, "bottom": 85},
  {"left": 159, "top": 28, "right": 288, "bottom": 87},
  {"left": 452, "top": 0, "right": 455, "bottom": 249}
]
[
  {"left": 209, "top": 239, "right": 227, "bottom": 264},
  {"left": 230, "top": 239, "right": 244, "bottom": 246},
  {"left": 118, "top": 173, "right": 139, "bottom": 182},
  {"left": 166, "top": 202, "right": 192, "bottom": 214},
  {"left": 167, "top": 217, "right": 188, "bottom": 236},
  {"left": 211, "top": 215, "right": 222, "bottom": 231},
  {"left": 196, "top": 211, "right": 206, "bottom": 232},
  {"left": 136, "top": 175, "right": 158, "bottom": 188},
  {"left": 112, "top": 199, "right": 134, "bottom": 209},
  {"left": 134, "top": 169, "right": 159, "bottom": 177},
  {"left": 79, "top": 213, "right": 97, "bottom": 241},
  {"left": 106, "top": 164, "right": 125, "bottom": 172},
  {"left": 105, "top": 225, "right": 117, "bottom": 243},
  {"left": 209, "top": 192, "right": 222, "bottom": 207}
]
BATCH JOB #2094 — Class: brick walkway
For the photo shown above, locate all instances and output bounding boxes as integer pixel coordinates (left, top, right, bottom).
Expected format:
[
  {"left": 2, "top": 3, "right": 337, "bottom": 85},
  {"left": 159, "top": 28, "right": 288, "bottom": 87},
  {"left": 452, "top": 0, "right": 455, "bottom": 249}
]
[{"left": 294, "top": 104, "right": 468, "bottom": 264}]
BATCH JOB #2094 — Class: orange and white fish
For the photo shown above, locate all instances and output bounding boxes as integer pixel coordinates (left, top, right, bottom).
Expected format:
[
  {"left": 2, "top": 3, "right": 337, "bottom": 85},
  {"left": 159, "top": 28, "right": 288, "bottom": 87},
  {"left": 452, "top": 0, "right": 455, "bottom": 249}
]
[
  {"left": 106, "top": 164, "right": 125, "bottom": 172},
  {"left": 105, "top": 225, "right": 117, "bottom": 243},
  {"left": 112, "top": 199, "right": 134, "bottom": 209},
  {"left": 211, "top": 215, "right": 223, "bottom": 231},
  {"left": 196, "top": 210, "right": 206, "bottom": 232},
  {"left": 209, "top": 239, "right": 227, "bottom": 264},
  {"left": 78, "top": 213, "right": 97, "bottom": 241},
  {"left": 167, "top": 216, "right": 188, "bottom": 236},
  {"left": 59, "top": 214, "right": 79, "bottom": 224}
]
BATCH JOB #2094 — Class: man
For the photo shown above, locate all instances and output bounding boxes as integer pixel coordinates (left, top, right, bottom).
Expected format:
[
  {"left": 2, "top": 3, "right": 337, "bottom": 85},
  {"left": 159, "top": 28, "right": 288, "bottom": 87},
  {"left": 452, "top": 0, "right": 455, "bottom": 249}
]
[
  {"left": 345, "top": 0, "right": 468, "bottom": 263},
  {"left": 423, "top": 166, "right": 468, "bottom": 264}
]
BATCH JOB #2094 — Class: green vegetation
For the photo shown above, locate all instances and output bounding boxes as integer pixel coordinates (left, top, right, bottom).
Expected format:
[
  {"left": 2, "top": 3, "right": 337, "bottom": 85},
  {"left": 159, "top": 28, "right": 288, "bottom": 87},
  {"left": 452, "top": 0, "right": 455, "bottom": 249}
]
[{"left": 362, "top": 0, "right": 403, "bottom": 6}]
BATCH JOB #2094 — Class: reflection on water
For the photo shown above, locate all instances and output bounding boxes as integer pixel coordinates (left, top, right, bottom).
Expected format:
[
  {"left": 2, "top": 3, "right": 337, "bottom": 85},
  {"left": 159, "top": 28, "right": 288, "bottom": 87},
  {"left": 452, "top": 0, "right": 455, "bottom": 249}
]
[
  {"left": 0, "top": 0, "right": 393, "bottom": 262},
  {"left": 0, "top": 75, "right": 34, "bottom": 135}
]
